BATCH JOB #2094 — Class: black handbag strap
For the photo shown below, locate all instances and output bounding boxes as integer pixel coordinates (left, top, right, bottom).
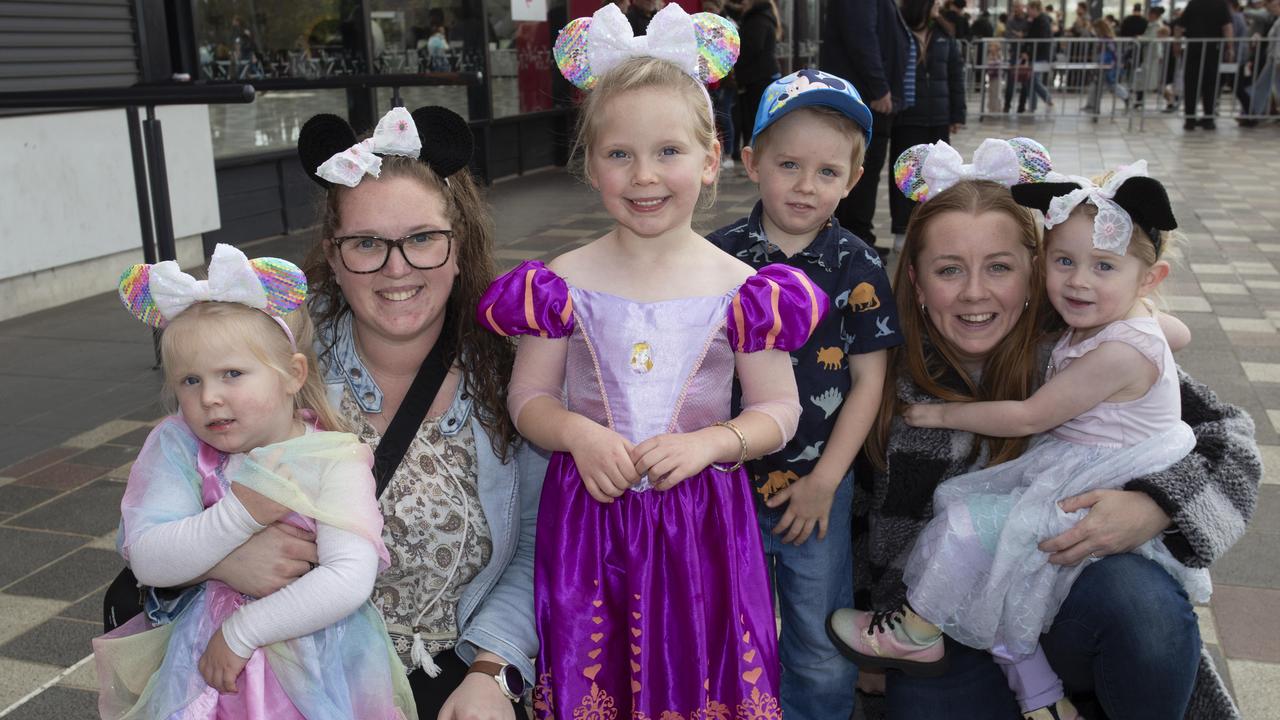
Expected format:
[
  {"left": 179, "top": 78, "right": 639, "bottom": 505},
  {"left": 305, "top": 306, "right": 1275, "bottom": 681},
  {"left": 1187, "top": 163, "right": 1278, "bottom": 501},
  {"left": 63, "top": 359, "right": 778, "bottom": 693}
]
[{"left": 372, "top": 338, "right": 451, "bottom": 498}]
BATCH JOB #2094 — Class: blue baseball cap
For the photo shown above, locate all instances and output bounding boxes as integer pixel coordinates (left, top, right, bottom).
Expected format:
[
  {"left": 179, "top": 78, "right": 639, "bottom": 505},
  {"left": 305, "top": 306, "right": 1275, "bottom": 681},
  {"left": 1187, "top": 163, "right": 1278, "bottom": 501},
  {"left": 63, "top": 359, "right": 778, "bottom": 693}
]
[{"left": 751, "top": 69, "right": 873, "bottom": 146}]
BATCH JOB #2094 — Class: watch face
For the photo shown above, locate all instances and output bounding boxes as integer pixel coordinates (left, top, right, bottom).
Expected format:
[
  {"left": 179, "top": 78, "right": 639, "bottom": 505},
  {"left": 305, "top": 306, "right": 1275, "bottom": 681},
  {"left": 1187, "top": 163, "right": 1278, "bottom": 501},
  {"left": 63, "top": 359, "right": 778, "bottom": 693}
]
[{"left": 500, "top": 664, "right": 525, "bottom": 696}]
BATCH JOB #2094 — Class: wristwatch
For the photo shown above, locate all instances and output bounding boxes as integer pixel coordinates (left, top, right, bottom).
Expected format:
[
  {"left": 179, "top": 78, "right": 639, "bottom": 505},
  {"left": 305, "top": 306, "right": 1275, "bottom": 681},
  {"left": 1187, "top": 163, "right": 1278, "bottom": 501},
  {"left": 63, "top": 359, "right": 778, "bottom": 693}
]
[{"left": 467, "top": 660, "right": 526, "bottom": 701}]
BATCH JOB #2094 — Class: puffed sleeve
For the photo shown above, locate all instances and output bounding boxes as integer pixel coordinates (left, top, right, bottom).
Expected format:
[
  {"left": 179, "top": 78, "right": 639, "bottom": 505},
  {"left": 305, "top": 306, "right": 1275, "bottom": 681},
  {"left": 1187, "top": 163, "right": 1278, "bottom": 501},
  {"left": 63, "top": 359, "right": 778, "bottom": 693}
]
[
  {"left": 727, "top": 263, "right": 829, "bottom": 353},
  {"left": 476, "top": 260, "right": 575, "bottom": 339}
]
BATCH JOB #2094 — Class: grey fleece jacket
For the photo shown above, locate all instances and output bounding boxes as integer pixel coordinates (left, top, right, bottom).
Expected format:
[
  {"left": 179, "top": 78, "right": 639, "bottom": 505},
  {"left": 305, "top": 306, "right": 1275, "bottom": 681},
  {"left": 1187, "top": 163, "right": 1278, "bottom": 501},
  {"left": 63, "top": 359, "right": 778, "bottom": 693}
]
[{"left": 852, "top": 367, "right": 1261, "bottom": 719}]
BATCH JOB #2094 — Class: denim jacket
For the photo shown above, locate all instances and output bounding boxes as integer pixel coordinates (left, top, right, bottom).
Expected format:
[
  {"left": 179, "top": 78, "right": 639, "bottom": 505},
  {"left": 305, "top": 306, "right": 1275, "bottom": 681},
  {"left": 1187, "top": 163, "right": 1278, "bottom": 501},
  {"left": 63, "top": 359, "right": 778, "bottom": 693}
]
[{"left": 318, "top": 313, "right": 547, "bottom": 686}]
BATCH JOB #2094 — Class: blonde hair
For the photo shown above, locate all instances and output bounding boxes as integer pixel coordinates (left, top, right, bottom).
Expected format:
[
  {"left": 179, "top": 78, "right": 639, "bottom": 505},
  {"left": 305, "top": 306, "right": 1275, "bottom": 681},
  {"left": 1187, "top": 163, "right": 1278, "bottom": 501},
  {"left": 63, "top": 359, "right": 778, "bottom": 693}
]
[
  {"left": 866, "top": 181, "right": 1050, "bottom": 470},
  {"left": 160, "top": 302, "right": 349, "bottom": 435},
  {"left": 571, "top": 56, "right": 720, "bottom": 207},
  {"left": 750, "top": 106, "right": 868, "bottom": 175}
]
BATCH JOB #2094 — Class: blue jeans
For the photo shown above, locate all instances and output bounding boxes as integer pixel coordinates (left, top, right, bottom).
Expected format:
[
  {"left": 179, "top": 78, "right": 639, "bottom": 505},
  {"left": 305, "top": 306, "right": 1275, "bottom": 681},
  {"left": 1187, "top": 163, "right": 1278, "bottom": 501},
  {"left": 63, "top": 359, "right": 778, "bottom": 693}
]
[
  {"left": 1028, "top": 72, "right": 1052, "bottom": 111},
  {"left": 711, "top": 87, "right": 737, "bottom": 159},
  {"left": 1251, "top": 59, "right": 1279, "bottom": 116},
  {"left": 758, "top": 473, "right": 856, "bottom": 720},
  {"left": 887, "top": 554, "right": 1201, "bottom": 719}
]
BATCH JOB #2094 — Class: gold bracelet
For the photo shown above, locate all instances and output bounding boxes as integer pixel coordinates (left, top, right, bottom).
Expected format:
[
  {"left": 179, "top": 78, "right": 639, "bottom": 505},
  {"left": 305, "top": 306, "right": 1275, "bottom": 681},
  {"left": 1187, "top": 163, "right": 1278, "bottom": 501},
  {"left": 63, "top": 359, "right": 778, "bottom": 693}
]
[{"left": 711, "top": 420, "right": 748, "bottom": 473}]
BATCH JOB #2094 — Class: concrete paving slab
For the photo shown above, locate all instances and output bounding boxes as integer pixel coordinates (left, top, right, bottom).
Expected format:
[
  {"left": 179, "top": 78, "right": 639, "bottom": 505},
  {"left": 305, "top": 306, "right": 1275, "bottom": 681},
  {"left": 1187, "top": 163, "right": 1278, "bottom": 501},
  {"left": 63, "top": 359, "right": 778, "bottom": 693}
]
[
  {"left": 0, "top": 596, "right": 68, "bottom": 647},
  {"left": 62, "top": 420, "right": 148, "bottom": 450},
  {"left": 5, "top": 481, "right": 125, "bottom": 538},
  {"left": 1211, "top": 585, "right": 1280, "bottom": 663},
  {"left": 0, "top": 529, "right": 87, "bottom": 589},
  {"left": 4, "top": 550, "right": 124, "bottom": 603},
  {"left": 1226, "top": 659, "right": 1280, "bottom": 720},
  {"left": 0, "top": 485, "right": 58, "bottom": 516},
  {"left": 0, "top": 617, "right": 98, "bottom": 667},
  {"left": 0, "top": 657, "right": 61, "bottom": 711},
  {"left": 10, "top": 463, "right": 105, "bottom": 493},
  {"left": 2, "top": 685, "right": 98, "bottom": 719}
]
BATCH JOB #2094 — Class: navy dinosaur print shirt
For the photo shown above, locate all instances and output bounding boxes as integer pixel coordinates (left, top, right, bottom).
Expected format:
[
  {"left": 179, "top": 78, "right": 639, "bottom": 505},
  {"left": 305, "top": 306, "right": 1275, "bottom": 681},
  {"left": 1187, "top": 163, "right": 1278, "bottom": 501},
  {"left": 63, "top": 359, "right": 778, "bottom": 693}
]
[{"left": 708, "top": 202, "right": 901, "bottom": 502}]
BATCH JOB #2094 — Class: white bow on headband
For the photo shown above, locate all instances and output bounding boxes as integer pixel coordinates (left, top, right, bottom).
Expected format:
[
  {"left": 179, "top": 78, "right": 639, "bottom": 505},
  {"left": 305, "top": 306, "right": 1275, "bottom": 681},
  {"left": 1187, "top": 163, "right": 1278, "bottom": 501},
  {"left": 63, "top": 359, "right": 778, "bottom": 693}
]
[
  {"left": 120, "top": 244, "right": 307, "bottom": 348},
  {"left": 149, "top": 245, "right": 274, "bottom": 320},
  {"left": 1043, "top": 160, "right": 1149, "bottom": 255},
  {"left": 316, "top": 106, "right": 422, "bottom": 188},
  {"left": 922, "top": 139, "right": 1023, "bottom": 198},
  {"left": 587, "top": 5, "right": 700, "bottom": 82}
]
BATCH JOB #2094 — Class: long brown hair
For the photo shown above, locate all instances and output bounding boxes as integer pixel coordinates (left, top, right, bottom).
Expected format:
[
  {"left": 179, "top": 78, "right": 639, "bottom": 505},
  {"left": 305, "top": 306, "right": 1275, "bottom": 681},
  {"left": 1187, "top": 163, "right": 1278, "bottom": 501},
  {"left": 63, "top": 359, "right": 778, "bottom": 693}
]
[
  {"left": 865, "top": 180, "right": 1049, "bottom": 470},
  {"left": 304, "top": 156, "right": 519, "bottom": 461}
]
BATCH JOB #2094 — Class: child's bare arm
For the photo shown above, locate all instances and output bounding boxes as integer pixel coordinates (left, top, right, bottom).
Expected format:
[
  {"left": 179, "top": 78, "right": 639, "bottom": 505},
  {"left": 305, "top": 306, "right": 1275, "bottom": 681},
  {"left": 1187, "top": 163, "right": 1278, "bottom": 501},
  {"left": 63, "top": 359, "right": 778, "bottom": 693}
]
[
  {"left": 768, "top": 350, "right": 887, "bottom": 545},
  {"left": 905, "top": 341, "right": 1153, "bottom": 437},
  {"left": 1155, "top": 310, "right": 1191, "bottom": 352}
]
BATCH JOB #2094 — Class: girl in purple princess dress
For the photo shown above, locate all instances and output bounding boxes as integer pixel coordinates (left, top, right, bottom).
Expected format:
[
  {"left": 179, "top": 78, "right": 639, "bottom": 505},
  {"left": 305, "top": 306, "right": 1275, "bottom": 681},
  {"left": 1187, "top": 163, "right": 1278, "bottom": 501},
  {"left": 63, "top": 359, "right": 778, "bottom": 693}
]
[{"left": 476, "top": 6, "right": 826, "bottom": 718}]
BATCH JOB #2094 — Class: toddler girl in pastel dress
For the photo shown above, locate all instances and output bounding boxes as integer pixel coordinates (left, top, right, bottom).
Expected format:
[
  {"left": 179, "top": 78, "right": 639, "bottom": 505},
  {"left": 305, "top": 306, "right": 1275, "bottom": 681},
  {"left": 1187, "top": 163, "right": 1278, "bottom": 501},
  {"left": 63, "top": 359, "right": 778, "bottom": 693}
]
[
  {"left": 832, "top": 150, "right": 1210, "bottom": 720},
  {"left": 476, "top": 5, "right": 826, "bottom": 718},
  {"left": 94, "top": 244, "right": 413, "bottom": 719}
]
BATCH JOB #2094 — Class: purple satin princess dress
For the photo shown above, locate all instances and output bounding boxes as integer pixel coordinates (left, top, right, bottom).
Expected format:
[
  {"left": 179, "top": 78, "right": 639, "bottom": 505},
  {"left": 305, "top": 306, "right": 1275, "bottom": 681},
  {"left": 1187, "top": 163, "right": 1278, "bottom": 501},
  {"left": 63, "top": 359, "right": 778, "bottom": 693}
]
[{"left": 478, "top": 261, "right": 826, "bottom": 719}]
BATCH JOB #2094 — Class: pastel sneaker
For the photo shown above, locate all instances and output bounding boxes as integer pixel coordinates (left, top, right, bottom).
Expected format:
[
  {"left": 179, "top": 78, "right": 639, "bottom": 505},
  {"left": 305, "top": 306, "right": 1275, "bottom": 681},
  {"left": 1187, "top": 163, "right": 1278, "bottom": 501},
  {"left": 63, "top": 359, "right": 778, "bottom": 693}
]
[
  {"left": 826, "top": 606, "right": 948, "bottom": 677},
  {"left": 1024, "top": 698, "right": 1080, "bottom": 720}
]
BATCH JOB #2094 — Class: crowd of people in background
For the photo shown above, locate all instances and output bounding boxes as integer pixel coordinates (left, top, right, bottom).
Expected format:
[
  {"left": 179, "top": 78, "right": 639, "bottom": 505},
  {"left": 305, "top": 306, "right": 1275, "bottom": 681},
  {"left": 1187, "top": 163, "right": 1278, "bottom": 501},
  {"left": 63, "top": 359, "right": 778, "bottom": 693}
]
[{"left": 884, "top": 0, "right": 1280, "bottom": 130}]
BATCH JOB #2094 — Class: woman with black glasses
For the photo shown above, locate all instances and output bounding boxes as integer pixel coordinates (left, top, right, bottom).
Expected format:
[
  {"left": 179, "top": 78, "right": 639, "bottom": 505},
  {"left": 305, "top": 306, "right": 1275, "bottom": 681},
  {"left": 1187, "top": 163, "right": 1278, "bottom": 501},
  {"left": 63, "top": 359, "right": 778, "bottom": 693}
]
[{"left": 206, "top": 106, "right": 544, "bottom": 719}]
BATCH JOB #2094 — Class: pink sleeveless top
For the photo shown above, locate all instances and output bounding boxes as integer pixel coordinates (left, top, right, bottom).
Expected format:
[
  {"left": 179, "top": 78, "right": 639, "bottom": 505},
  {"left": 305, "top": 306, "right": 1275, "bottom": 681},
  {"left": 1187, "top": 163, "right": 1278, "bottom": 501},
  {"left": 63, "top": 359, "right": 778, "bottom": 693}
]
[{"left": 1046, "top": 316, "right": 1181, "bottom": 448}]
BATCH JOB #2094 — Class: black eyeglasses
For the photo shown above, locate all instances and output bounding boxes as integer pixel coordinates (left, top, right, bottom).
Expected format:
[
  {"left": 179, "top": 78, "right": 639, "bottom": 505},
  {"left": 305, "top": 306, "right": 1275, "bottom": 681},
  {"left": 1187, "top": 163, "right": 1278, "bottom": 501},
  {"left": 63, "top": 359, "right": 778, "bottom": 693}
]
[{"left": 331, "top": 230, "right": 454, "bottom": 273}]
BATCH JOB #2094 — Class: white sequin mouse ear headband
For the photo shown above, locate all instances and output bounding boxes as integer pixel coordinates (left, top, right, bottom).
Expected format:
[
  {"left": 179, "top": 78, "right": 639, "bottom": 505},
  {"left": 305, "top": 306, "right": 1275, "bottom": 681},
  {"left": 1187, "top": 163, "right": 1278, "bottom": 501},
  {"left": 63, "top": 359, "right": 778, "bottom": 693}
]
[
  {"left": 118, "top": 244, "right": 307, "bottom": 349},
  {"left": 552, "top": 4, "right": 740, "bottom": 90},
  {"left": 1010, "top": 160, "right": 1178, "bottom": 256},
  {"left": 893, "top": 137, "right": 1054, "bottom": 203}
]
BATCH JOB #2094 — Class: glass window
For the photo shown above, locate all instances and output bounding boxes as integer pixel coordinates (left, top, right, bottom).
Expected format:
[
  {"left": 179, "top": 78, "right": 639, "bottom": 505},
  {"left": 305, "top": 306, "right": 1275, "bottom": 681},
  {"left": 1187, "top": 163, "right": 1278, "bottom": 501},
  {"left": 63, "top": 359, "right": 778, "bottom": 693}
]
[
  {"left": 196, "top": 0, "right": 356, "bottom": 158},
  {"left": 369, "top": 0, "right": 475, "bottom": 117},
  {"left": 486, "top": 0, "right": 567, "bottom": 117},
  {"left": 209, "top": 88, "right": 349, "bottom": 158},
  {"left": 194, "top": 0, "right": 365, "bottom": 81}
]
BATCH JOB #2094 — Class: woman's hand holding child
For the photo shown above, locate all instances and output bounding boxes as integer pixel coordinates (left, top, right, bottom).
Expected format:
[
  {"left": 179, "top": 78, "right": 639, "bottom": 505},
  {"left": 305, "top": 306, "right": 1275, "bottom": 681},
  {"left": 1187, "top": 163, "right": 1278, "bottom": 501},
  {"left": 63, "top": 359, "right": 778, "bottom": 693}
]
[
  {"left": 198, "top": 627, "right": 248, "bottom": 693},
  {"left": 1039, "top": 489, "right": 1173, "bottom": 566},
  {"left": 230, "top": 483, "right": 292, "bottom": 526}
]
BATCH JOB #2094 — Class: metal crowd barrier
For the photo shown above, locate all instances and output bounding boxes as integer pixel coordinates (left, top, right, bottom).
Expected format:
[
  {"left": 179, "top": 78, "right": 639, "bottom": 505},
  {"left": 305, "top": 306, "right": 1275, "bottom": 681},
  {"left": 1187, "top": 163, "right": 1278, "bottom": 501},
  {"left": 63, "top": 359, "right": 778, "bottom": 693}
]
[{"left": 960, "top": 37, "right": 1280, "bottom": 128}]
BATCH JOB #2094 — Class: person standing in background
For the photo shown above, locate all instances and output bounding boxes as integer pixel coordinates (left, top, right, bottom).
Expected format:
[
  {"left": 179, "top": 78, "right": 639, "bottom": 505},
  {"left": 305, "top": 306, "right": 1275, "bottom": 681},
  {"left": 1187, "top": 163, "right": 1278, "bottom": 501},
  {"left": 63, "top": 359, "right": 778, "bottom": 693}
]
[
  {"left": 733, "top": 0, "right": 783, "bottom": 164},
  {"left": 1175, "top": 0, "right": 1234, "bottom": 130},
  {"left": 823, "top": 0, "right": 912, "bottom": 256}
]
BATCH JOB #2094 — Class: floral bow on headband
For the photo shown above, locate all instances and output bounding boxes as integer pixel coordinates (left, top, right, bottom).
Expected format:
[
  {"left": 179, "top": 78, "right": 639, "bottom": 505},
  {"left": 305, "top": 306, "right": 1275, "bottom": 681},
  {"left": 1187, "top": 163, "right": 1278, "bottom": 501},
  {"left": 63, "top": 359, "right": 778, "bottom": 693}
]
[
  {"left": 298, "top": 105, "right": 474, "bottom": 189},
  {"left": 1010, "top": 160, "right": 1178, "bottom": 256},
  {"left": 553, "top": 4, "right": 739, "bottom": 89},
  {"left": 894, "top": 137, "right": 1053, "bottom": 203},
  {"left": 118, "top": 244, "right": 307, "bottom": 347},
  {"left": 315, "top": 106, "right": 421, "bottom": 188}
]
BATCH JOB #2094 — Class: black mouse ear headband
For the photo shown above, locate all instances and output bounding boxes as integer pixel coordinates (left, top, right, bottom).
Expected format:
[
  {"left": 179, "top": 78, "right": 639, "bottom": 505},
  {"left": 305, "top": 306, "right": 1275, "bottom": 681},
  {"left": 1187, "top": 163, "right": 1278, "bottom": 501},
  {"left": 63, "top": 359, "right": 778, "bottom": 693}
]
[
  {"left": 297, "top": 105, "right": 474, "bottom": 189},
  {"left": 1010, "top": 160, "right": 1177, "bottom": 256}
]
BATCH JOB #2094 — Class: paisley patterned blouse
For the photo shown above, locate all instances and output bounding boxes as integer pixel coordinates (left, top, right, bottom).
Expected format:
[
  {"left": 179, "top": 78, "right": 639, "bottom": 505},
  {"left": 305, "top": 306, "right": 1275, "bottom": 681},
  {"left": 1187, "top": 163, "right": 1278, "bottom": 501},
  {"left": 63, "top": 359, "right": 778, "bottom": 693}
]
[{"left": 338, "top": 386, "right": 492, "bottom": 669}]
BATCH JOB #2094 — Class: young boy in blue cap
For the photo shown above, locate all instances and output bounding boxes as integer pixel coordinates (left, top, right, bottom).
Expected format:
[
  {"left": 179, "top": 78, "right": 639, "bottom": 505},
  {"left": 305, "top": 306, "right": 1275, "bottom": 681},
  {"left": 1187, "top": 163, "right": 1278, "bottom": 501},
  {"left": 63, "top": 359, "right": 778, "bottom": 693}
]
[{"left": 708, "top": 69, "right": 900, "bottom": 719}]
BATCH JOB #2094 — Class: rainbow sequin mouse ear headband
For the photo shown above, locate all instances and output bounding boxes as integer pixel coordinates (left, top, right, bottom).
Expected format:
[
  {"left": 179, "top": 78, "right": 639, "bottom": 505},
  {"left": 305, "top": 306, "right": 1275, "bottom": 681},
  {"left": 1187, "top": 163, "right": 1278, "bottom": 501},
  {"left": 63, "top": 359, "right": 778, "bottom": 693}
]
[
  {"left": 553, "top": 4, "right": 740, "bottom": 90},
  {"left": 118, "top": 243, "right": 307, "bottom": 349},
  {"left": 894, "top": 137, "right": 1052, "bottom": 203},
  {"left": 1010, "top": 160, "right": 1177, "bottom": 256},
  {"left": 297, "top": 104, "right": 473, "bottom": 189}
]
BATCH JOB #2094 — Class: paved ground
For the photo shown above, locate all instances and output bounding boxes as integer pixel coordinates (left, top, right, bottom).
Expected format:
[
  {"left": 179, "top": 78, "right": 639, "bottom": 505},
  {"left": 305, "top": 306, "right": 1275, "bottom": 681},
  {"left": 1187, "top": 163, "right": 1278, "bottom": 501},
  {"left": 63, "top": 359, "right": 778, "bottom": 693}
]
[{"left": 0, "top": 112, "right": 1277, "bottom": 718}]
